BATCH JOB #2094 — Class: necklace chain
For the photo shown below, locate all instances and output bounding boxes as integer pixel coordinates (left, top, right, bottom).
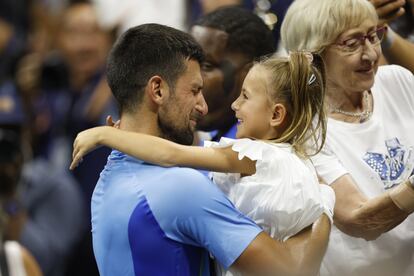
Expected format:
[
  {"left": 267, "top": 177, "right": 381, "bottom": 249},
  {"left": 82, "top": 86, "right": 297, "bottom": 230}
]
[
  {"left": 330, "top": 108, "right": 372, "bottom": 118},
  {"left": 330, "top": 91, "right": 372, "bottom": 119}
]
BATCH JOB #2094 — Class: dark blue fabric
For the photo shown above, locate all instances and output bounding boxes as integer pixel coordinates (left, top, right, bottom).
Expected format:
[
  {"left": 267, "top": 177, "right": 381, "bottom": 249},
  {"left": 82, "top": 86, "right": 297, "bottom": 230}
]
[{"left": 128, "top": 197, "right": 205, "bottom": 276}]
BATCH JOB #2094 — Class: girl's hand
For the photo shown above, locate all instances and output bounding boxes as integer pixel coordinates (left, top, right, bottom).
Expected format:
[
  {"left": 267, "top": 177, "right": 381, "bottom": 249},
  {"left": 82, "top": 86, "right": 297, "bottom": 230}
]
[{"left": 70, "top": 127, "right": 106, "bottom": 170}]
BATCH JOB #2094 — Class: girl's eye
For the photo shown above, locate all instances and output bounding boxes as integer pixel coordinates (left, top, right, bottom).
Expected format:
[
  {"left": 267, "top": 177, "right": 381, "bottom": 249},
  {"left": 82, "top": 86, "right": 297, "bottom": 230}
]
[{"left": 242, "top": 93, "right": 248, "bottom": 99}]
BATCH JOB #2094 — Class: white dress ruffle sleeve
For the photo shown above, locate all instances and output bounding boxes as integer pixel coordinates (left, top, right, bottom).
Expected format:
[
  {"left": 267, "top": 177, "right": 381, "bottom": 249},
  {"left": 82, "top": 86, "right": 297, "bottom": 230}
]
[{"left": 205, "top": 137, "right": 325, "bottom": 242}]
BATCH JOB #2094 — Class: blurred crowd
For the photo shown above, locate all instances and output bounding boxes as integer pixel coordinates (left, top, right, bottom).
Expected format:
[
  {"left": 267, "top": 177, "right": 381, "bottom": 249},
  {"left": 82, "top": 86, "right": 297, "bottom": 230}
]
[{"left": 0, "top": 0, "right": 413, "bottom": 275}]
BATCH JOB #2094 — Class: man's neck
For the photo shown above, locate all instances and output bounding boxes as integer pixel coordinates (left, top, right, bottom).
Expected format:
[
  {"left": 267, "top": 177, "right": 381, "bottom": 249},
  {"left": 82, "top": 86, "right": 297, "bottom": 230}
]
[{"left": 119, "top": 111, "right": 160, "bottom": 137}]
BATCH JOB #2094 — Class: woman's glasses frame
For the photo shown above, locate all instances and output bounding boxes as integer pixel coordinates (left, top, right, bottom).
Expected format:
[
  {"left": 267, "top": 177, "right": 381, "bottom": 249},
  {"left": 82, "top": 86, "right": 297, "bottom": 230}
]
[{"left": 332, "top": 25, "right": 388, "bottom": 54}]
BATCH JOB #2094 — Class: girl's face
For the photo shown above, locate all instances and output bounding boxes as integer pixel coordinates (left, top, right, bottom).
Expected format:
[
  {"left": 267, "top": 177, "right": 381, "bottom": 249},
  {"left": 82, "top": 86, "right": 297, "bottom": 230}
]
[{"left": 231, "top": 66, "right": 276, "bottom": 139}]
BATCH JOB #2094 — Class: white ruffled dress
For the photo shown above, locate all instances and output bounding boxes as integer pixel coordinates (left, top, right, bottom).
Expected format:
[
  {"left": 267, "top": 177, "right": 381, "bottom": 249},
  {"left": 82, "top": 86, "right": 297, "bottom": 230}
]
[{"left": 205, "top": 137, "right": 325, "bottom": 242}]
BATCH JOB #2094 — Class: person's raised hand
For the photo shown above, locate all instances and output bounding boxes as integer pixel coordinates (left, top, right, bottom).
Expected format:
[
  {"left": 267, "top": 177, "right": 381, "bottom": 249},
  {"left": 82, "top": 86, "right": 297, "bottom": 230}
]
[
  {"left": 70, "top": 127, "right": 106, "bottom": 170},
  {"left": 369, "top": 0, "right": 406, "bottom": 25}
]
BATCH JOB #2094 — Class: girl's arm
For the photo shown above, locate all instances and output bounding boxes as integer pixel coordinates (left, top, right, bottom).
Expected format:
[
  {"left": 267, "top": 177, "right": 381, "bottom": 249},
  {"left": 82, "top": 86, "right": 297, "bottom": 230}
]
[{"left": 70, "top": 126, "right": 256, "bottom": 175}]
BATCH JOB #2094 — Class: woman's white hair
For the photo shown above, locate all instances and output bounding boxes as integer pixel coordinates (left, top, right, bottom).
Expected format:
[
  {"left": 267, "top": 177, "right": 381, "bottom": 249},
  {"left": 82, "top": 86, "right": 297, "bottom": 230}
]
[{"left": 281, "top": 0, "right": 378, "bottom": 53}]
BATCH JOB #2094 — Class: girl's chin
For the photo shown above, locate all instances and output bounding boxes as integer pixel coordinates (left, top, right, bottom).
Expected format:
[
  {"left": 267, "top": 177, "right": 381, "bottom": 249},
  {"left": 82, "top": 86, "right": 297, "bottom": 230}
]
[{"left": 235, "top": 133, "right": 249, "bottom": 139}]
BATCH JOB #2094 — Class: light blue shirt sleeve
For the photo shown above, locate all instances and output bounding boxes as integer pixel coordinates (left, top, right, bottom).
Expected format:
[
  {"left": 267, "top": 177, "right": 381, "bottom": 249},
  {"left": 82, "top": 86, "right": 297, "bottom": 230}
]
[{"left": 144, "top": 167, "right": 263, "bottom": 269}]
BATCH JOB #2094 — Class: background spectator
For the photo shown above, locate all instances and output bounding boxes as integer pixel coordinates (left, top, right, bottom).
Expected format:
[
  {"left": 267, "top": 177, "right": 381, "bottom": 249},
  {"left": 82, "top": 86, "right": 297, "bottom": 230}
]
[{"left": 0, "top": 85, "right": 84, "bottom": 276}]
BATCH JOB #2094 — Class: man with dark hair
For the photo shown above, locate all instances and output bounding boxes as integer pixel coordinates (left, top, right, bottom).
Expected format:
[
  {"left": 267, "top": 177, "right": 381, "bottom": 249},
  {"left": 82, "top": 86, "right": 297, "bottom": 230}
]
[
  {"left": 106, "top": 23, "right": 205, "bottom": 146},
  {"left": 191, "top": 6, "right": 277, "bottom": 140},
  {"left": 92, "top": 23, "right": 331, "bottom": 276}
]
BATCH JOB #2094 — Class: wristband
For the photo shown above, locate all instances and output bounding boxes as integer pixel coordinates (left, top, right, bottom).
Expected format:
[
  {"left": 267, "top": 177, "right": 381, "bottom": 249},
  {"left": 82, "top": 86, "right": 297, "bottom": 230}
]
[
  {"left": 409, "top": 175, "right": 414, "bottom": 187},
  {"left": 381, "top": 26, "right": 396, "bottom": 50},
  {"left": 389, "top": 177, "right": 414, "bottom": 213}
]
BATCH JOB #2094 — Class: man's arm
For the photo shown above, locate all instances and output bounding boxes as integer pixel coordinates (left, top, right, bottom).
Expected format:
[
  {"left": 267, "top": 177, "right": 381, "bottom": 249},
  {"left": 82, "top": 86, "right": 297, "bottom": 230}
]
[
  {"left": 231, "top": 215, "right": 331, "bottom": 276},
  {"left": 369, "top": 0, "right": 414, "bottom": 73},
  {"left": 330, "top": 174, "right": 411, "bottom": 241},
  {"left": 381, "top": 27, "right": 414, "bottom": 73},
  {"left": 369, "top": 0, "right": 406, "bottom": 25}
]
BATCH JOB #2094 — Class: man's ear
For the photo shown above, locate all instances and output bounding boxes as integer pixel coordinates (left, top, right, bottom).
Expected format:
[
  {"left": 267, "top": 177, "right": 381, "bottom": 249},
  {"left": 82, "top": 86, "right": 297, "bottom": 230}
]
[
  {"left": 270, "top": 103, "right": 287, "bottom": 127},
  {"left": 146, "top": 75, "right": 169, "bottom": 105}
]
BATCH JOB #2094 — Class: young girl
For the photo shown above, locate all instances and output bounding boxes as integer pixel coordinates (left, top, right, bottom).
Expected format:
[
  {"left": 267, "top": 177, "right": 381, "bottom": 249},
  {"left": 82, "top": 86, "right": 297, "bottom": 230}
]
[{"left": 71, "top": 51, "right": 334, "bottom": 248}]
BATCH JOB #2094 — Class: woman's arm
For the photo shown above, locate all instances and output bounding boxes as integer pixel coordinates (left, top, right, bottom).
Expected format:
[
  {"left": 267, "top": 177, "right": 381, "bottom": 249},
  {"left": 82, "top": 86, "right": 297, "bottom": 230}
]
[
  {"left": 331, "top": 174, "right": 412, "bottom": 240},
  {"left": 70, "top": 126, "right": 256, "bottom": 175}
]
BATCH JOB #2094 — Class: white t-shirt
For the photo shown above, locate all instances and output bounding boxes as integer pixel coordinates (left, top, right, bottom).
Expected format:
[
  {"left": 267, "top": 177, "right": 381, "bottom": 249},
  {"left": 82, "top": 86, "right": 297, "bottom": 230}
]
[
  {"left": 312, "top": 65, "right": 414, "bottom": 276},
  {"left": 92, "top": 0, "right": 187, "bottom": 33}
]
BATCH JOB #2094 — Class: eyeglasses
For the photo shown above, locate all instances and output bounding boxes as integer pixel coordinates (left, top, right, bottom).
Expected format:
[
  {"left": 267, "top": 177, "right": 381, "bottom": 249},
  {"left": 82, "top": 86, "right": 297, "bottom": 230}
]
[{"left": 332, "top": 26, "right": 387, "bottom": 54}]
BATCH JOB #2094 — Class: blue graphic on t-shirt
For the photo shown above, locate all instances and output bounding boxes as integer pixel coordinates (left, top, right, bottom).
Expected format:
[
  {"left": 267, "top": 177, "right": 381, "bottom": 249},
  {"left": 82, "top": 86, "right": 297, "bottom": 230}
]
[{"left": 363, "top": 138, "right": 414, "bottom": 189}]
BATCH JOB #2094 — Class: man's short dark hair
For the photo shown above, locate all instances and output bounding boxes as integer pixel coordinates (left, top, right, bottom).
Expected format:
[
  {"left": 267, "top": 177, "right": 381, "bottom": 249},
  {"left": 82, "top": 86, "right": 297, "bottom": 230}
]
[
  {"left": 107, "top": 23, "right": 204, "bottom": 114},
  {"left": 195, "top": 6, "right": 276, "bottom": 60}
]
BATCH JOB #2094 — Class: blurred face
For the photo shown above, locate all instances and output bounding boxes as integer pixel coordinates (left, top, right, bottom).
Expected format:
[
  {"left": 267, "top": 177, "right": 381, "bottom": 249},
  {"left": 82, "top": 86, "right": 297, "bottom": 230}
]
[
  {"left": 322, "top": 19, "right": 381, "bottom": 95},
  {"left": 58, "top": 4, "right": 112, "bottom": 78},
  {"left": 191, "top": 25, "right": 251, "bottom": 132},
  {"left": 158, "top": 59, "right": 207, "bottom": 145},
  {"left": 231, "top": 66, "right": 274, "bottom": 139}
]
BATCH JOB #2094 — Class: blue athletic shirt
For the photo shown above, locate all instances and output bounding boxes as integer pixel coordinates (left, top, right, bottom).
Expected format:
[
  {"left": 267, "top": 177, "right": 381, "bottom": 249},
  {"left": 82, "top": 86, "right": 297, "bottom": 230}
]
[{"left": 91, "top": 150, "right": 262, "bottom": 276}]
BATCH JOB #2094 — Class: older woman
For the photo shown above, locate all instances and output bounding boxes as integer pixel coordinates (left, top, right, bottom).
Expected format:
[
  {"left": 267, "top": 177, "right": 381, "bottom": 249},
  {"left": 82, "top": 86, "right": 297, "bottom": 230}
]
[{"left": 281, "top": 0, "right": 414, "bottom": 275}]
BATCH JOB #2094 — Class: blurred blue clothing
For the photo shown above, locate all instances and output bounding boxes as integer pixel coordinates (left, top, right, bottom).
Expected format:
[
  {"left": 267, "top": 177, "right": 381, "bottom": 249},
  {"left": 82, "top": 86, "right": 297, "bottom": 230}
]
[
  {"left": 0, "top": 33, "right": 26, "bottom": 82},
  {"left": 0, "top": 81, "right": 25, "bottom": 125},
  {"left": 19, "top": 157, "right": 85, "bottom": 276},
  {"left": 92, "top": 150, "right": 262, "bottom": 276},
  {"left": 210, "top": 123, "right": 237, "bottom": 141}
]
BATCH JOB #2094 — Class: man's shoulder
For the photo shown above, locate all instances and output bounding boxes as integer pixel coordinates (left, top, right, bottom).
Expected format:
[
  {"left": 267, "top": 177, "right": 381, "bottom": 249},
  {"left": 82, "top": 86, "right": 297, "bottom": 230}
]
[
  {"left": 162, "top": 166, "right": 211, "bottom": 182},
  {"left": 101, "top": 156, "right": 224, "bottom": 210},
  {"left": 138, "top": 166, "right": 230, "bottom": 215},
  {"left": 147, "top": 166, "right": 220, "bottom": 199},
  {"left": 104, "top": 160, "right": 219, "bottom": 199}
]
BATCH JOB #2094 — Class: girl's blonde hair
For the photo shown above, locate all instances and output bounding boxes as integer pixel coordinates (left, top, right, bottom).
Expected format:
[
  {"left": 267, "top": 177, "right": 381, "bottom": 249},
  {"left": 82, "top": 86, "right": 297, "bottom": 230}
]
[
  {"left": 258, "top": 51, "right": 327, "bottom": 157},
  {"left": 281, "top": 0, "right": 378, "bottom": 53}
]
